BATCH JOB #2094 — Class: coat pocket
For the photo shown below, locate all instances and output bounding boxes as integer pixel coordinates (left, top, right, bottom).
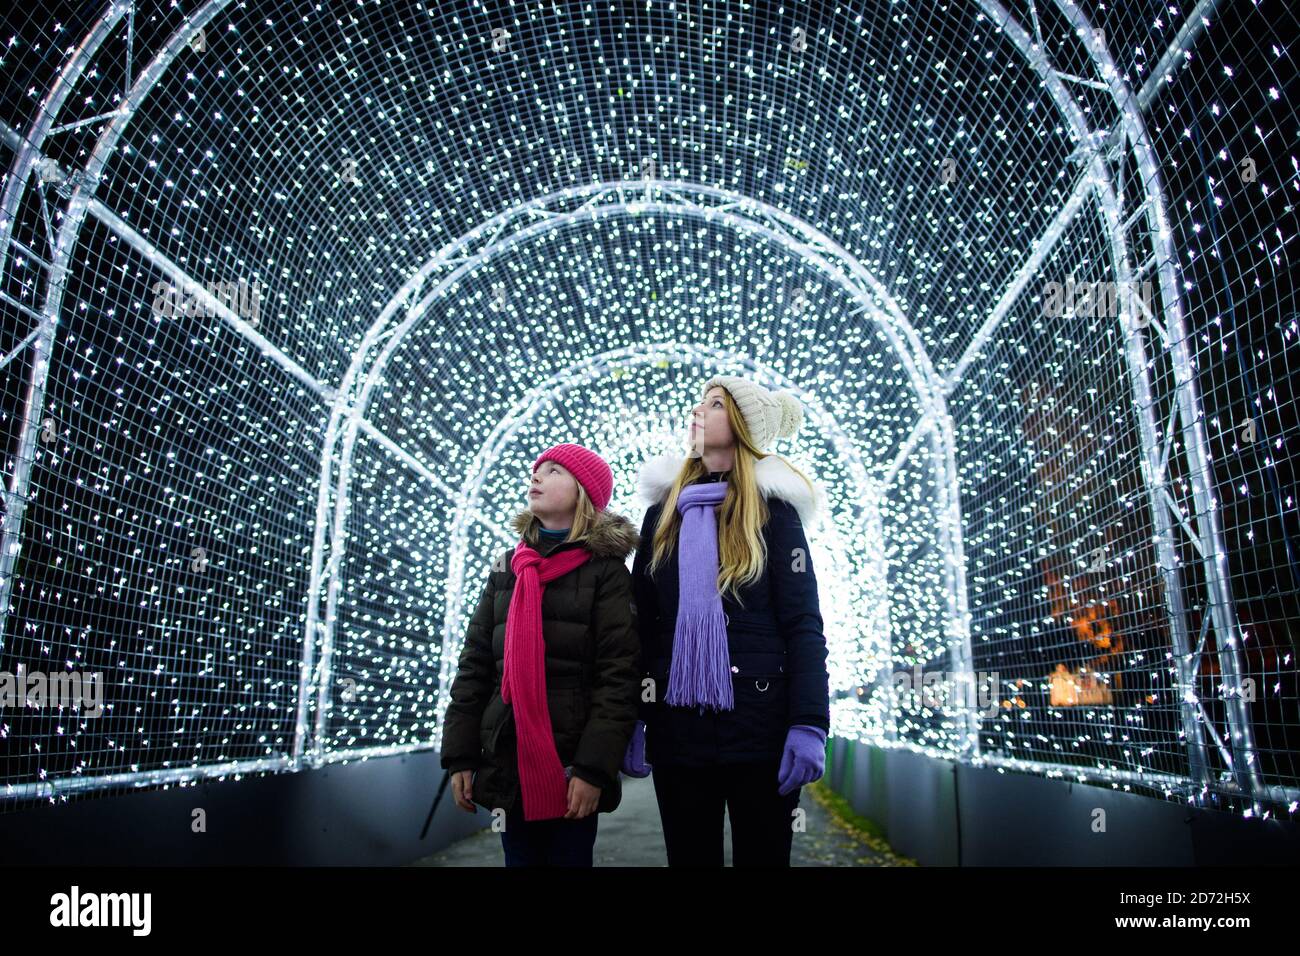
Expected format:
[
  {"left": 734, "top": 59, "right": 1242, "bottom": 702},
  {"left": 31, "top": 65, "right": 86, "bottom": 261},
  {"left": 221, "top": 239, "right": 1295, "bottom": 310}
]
[
  {"left": 482, "top": 686, "right": 582, "bottom": 756},
  {"left": 720, "top": 673, "right": 789, "bottom": 756}
]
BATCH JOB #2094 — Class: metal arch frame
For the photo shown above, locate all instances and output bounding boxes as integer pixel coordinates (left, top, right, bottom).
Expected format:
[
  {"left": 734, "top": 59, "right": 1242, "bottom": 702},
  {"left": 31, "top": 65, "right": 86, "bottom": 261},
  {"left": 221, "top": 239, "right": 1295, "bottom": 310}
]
[
  {"left": 1051, "top": 0, "right": 1263, "bottom": 812},
  {"left": 927, "top": 0, "right": 1222, "bottom": 799},
  {"left": 0, "top": 0, "right": 971, "bottom": 788},
  {"left": 0, "top": 0, "right": 135, "bottom": 650},
  {"left": 877, "top": 0, "right": 1219, "bottom": 784},
  {"left": 969, "top": 0, "right": 1210, "bottom": 796},
  {"left": 418, "top": 344, "right": 886, "bottom": 753},
  {"left": 919, "top": 0, "right": 1259, "bottom": 808},
  {"left": 0, "top": 0, "right": 249, "bottom": 648},
  {"left": 0, "top": 0, "right": 335, "bottom": 798},
  {"left": 0, "top": 0, "right": 1263, "bottom": 806},
  {"left": 305, "top": 182, "right": 970, "bottom": 766}
]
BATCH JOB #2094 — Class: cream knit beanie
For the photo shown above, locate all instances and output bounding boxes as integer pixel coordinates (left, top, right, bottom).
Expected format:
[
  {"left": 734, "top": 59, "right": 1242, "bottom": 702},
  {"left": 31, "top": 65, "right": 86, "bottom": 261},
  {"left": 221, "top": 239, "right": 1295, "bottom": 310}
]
[{"left": 690, "top": 374, "right": 804, "bottom": 455}]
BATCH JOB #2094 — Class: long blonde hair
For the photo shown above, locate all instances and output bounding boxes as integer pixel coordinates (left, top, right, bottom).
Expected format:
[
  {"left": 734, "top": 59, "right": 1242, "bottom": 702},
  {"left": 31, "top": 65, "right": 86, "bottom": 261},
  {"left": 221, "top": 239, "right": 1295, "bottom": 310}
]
[
  {"left": 647, "top": 387, "right": 816, "bottom": 606},
  {"left": 516, "top": 483, "right": 599, "bottom": 546}
]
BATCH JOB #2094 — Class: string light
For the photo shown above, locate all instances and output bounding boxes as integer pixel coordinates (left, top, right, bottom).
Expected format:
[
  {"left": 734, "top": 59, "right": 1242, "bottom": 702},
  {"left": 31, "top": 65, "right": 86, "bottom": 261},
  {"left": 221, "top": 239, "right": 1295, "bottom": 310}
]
[{"left": 0, "top": 0, "right": 1293, "bottom": 823}]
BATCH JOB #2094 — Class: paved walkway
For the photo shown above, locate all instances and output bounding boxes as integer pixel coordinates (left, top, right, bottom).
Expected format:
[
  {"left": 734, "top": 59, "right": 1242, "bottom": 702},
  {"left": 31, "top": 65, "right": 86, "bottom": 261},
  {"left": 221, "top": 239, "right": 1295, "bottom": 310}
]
[{"left": 412, "top": 774, "right": 914, "bottom": 866}]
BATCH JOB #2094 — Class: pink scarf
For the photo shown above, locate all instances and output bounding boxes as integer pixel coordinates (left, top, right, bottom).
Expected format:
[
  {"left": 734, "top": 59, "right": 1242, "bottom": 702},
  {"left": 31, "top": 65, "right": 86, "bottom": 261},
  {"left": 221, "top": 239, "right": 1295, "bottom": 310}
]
[{"left": 502, "top": 539, "right": 593, "bottom": 820}]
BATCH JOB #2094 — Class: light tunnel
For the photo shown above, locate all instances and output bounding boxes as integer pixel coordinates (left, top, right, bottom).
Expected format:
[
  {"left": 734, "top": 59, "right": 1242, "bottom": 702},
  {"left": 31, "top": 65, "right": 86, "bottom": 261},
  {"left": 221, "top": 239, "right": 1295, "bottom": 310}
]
[{"left": 1, "top": 0, "right": 1298, "bottom": 868}]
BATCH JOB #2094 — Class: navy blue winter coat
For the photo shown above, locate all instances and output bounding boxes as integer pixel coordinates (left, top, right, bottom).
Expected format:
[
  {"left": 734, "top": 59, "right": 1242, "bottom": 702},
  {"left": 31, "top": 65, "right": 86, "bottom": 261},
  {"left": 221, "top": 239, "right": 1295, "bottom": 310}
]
[{"left": 630, "top": 453, "right": 830, "bottom": 766}]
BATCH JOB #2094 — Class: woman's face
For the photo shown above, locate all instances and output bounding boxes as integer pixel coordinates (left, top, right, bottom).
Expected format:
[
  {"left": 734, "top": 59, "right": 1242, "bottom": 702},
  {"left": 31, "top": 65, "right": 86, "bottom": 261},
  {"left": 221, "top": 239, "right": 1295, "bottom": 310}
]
[
  {"left": 690, "top": 386, "right": 735, "bottom": 452},
  {"left": 528, "top": 459, "right": 579, "bottom": 516}
]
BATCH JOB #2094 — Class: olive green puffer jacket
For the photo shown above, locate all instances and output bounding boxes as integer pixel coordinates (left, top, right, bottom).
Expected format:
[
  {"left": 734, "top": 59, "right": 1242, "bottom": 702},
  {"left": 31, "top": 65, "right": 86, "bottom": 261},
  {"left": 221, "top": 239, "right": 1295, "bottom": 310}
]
[{"left": 439, "top": 507, "right": 641, "bottom": 814}]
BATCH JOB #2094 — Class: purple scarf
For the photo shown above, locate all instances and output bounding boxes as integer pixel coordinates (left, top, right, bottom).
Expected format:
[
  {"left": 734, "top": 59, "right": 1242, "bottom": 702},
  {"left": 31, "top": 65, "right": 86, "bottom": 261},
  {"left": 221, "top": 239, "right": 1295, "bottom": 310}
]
[{"left": 666, "top": 480, "right": 734, "bottom": 711}]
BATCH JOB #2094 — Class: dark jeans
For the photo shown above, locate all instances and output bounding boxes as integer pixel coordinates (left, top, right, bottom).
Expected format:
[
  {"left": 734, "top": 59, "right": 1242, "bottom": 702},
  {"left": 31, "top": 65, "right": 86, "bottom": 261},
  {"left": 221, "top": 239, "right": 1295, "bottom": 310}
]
[
  {"left": 651, "top": 759, "right": 802, "bottom": 866},
  {"left": 499, "top": 800, "right": 599, "bottom": 866}
]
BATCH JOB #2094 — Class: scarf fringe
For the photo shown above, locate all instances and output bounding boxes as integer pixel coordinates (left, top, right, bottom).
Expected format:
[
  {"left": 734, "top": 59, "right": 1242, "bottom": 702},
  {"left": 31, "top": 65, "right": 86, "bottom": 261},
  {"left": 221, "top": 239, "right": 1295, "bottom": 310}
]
[
  {"left": 668, "top": 480, "right": 735, "bottom": 712},
  {"left": 666, "top": 602, "right": 734, "bottom": 710}
]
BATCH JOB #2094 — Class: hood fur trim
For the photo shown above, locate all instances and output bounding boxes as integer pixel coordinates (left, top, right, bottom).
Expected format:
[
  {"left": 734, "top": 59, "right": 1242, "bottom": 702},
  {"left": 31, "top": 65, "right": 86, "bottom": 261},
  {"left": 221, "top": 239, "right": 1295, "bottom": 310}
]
[
  {"left": 508, "top": 507, "right": 639, "bottom": 559},
  {"left": 634, "top": 452, "right": 826, "bottom": 529}
]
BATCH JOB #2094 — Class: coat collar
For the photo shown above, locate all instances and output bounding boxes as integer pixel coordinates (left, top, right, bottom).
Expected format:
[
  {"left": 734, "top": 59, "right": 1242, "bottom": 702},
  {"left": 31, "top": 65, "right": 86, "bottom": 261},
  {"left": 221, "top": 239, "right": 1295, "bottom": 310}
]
[
  {"left": 634, "top": 452, "right": 825, "bottom": 529},
  {"left": 508, "top": 507, "right": 639, "bottom": 559}
]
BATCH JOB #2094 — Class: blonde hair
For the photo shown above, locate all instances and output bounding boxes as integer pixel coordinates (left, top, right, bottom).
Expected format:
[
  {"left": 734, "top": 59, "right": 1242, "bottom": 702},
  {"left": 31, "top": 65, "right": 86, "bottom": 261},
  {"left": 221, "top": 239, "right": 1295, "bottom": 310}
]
[
  {"left": 647, "top": 386, "right": 816, "bottom": 606},
  {"left": 516, "top": 481, "right": 599, "bottom": 546}
]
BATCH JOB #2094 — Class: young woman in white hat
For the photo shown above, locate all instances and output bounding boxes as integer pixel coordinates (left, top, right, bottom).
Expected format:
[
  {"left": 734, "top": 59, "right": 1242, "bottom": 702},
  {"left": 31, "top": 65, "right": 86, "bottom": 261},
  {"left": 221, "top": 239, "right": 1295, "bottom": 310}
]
[{"left": 623, "top": 376, "right": 830, "bottom": 866}]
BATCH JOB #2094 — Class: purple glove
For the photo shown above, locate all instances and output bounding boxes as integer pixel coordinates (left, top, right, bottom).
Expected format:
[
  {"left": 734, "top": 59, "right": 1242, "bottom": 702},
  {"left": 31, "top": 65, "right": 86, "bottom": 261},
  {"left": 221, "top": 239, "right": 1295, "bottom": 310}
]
[
  {"left": 621, "top": 719, "right": 653, "bottom": 777},
  {"left": 777, "top": 724, "right": 827, "bottom": 796}
]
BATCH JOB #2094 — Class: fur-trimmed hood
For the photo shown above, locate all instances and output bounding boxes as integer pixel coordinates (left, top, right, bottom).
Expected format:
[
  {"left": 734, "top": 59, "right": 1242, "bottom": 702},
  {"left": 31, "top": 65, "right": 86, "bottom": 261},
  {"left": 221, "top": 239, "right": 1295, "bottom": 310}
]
[
  {"left": 508, "top": 506, "right": 640, "bottom": 559},
  {"left": 634, "top": 452, "right": 826, "bottom": 529}
]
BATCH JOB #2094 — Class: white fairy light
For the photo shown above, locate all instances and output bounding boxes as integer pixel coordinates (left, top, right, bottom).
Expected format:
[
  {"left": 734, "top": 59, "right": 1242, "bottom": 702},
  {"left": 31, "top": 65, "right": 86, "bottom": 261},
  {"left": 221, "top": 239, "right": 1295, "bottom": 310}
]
[{"left": 0, "top": 0, "right": 1292, "bottom": 823}]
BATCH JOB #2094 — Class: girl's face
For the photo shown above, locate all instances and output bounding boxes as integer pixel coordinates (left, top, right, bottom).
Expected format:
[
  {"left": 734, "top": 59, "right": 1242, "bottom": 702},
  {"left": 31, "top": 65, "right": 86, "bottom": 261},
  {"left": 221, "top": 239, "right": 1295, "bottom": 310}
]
[
  {"left": 528, "top": 459, "right": 579, "bottom": 518},
  {"left": 690, "top": 387, "right": 735, "bottom": 452}
]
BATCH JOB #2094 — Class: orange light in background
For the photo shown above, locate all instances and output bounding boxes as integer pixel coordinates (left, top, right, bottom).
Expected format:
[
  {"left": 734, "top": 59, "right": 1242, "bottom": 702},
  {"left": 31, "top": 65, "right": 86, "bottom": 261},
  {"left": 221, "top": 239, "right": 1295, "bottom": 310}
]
[
  {"left": 1049, "top": 663, "right": 1113, "bottom": 706},
  {"left": 1041, "top": 565, "right": 1124, "bottom": 706}
]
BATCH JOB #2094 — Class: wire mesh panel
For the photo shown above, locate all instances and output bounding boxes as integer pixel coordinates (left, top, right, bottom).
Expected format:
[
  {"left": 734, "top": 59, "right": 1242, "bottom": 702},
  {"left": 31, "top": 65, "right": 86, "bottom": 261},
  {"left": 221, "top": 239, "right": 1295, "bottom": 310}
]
[
  {"left": 1, "top": 214, "right": 328, "bottom": 804},
  {"left": 951, "top": 203, "right": 1185, "bottom": 792},
  {"left": 875, "top": 443, "right": 956, "bottom": 751},
  {"left": 1132, "top": 0, "right": 1300, "bottom": 812},
  {"left": 0, "top": 0, "right": 1296, "bottom": 824}
]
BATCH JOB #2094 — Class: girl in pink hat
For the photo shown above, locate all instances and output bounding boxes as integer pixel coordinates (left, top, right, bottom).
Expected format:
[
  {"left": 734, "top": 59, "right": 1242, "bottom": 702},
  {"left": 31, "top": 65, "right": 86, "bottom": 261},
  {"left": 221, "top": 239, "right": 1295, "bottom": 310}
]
[{"left": 439, "top": 443, "right": 642, "bottom": 866}]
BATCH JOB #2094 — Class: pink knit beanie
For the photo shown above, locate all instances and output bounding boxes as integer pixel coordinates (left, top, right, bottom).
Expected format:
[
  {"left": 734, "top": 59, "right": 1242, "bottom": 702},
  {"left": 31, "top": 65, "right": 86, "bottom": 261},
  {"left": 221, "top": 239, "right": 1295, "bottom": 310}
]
[{"left": 532, "top": 443, "right": 614, "bottom": 511}]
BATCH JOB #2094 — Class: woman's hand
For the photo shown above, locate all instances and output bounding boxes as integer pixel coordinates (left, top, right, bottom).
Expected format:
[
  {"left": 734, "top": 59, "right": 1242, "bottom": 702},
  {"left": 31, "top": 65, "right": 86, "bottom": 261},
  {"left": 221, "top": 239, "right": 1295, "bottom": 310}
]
[
  {"left": 777, "top": 725, "right": 827, "bottom": 796},
  {"left": 451, "top": 770, "right": 476, "bottom": 812},
  {"left": 564, "top": 774, "right": 601, "bottom": 819}
]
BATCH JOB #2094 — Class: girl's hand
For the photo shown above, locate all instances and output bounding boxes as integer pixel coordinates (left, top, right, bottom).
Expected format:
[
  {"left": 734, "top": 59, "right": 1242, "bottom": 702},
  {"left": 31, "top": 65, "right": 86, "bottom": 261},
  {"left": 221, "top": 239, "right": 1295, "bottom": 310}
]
[
  {"left": 451, "top": 770, "right": 476, "bottom": 812},
  {"left": 564, "top": 774, "right": 601, "bottom": 819}
]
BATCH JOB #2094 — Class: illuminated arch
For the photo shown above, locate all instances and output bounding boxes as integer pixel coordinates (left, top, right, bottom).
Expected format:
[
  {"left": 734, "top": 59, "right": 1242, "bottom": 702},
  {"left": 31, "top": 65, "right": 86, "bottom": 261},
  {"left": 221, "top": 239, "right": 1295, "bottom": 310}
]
[{"left": 0, "top": 0, "right": 1282, "bottom": 814}]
